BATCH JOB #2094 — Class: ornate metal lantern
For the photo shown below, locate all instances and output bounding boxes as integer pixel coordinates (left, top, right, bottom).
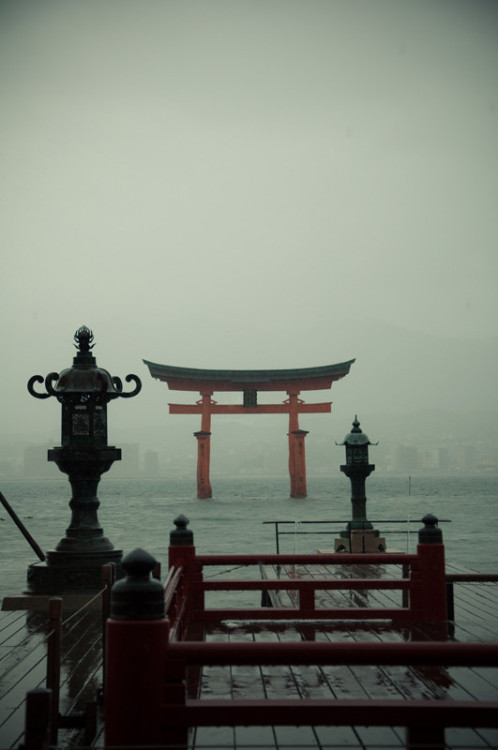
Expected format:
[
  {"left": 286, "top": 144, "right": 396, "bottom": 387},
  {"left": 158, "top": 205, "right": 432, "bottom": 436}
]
[
  {"left": 28, "top": 326, "right": 140, "bottom": 447},
  {"left": 343, "top": 416, "right": 372, "bottom": 466},
  {"left": 26, "top": 326, "right": 142, "bottom": 594}
]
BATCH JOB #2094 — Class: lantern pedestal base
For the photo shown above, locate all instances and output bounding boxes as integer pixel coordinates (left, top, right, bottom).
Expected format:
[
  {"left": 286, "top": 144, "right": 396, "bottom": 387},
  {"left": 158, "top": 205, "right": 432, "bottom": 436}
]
[
  {"left": 333, "top": 529, "right": 386, "bottom": 553},
  {"left": 25, "top": 548, "right": 122, "bottom": 595}
]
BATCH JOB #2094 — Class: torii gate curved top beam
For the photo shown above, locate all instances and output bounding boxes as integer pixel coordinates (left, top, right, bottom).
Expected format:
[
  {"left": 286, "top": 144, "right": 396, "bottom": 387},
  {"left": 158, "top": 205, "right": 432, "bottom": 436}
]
[
  {"left": 143, "top": 360, "right": 354, "bottom": 391},
  {"left": 143, "top": 359, "right": 355, "bottom": 498}
]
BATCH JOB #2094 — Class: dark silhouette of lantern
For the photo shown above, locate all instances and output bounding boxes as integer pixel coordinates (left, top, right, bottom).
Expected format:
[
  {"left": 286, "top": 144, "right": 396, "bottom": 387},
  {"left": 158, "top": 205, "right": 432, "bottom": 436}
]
[
  {"left": 26, "top": 326, "right": 141, "bottom": 594},
  {"left": 335, "top": 416, "right": 386, "bottom": 553}
]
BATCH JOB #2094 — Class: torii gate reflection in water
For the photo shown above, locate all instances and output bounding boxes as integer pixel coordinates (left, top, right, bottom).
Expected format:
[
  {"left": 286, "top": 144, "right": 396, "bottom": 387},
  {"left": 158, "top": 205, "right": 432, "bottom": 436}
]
[{"left": 143, "top": 360, "right": 355, "bottom": 498}]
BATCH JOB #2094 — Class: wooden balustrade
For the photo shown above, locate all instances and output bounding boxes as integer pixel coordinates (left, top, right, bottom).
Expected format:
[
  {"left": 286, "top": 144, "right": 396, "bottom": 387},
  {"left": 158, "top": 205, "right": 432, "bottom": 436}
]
[{"left": 102, "top": 518, "right": 498, "bottom": 749}]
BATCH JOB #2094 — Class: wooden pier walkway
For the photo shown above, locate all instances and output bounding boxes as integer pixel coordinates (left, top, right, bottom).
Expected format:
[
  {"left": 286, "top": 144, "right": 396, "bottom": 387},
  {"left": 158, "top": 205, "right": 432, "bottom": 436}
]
[
  {"left": 187, "top": 561, "right": 498, "bottom": 750},
  {"left": 0, "top": 601, "right": 103, "bottom": 749},
  {"left": 1, "top": 543, "right": 497, "bottom": 748}
]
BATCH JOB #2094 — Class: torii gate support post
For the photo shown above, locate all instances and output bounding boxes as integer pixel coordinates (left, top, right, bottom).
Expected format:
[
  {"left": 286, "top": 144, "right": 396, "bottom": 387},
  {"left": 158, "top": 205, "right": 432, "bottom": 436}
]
[
  {"left": 287, "top": 391, "right": 308, "bottom": 498},
  {"left": 289, "top": 429, "right": 309, "bottom": 498},
  {"left": 194, "top": 431, "right": 212, "bottom": 499},
  {"left": 194, "top": 392, "right": 213, "bottom": 499}
]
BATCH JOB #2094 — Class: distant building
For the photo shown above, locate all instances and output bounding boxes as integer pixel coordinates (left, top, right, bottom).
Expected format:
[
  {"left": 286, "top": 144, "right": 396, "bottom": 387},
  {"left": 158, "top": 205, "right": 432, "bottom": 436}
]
[
  {"left": 143, "top": 449, "right": 160, "bottom": 477},
  {"left": 116, "top": 444, "right": 140, "bottom": 477},
  {"left": 393, "top": 445, "right": 419, "bottom": 473},
  {"left": 455, "top": 445, "right": 476, "bottom": 471},
  {"left": 436, "top": 447, "right": 450, "bottom": 473}
]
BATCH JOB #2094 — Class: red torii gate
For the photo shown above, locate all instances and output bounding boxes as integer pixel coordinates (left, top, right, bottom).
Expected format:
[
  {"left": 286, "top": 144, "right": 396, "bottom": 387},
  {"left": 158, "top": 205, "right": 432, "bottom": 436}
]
[{"left": 143, "top": 360, "right": 354, "bottom": 498}]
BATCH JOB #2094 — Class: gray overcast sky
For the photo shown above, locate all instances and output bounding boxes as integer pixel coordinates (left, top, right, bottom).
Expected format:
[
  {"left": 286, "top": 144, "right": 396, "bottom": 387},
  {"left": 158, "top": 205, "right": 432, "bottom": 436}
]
[{"left": 1, "top": 0, "right": 497, "bottom": 441}]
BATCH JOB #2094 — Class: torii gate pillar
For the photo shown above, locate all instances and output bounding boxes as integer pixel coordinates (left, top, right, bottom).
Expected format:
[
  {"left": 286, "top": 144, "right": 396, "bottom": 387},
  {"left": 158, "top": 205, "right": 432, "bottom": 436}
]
[
  {"left": 194, "top": 431, "right": 212, "bottom": 499},
  {"left": 289, "top": 429, "right": 309, "bottom": 498}
]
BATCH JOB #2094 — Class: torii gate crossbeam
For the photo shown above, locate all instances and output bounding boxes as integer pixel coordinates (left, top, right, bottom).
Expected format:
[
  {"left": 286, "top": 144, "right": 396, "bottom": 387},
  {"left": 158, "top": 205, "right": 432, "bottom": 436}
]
[{"left": 143, "top": 360, "right": 355, "bottom": 498}]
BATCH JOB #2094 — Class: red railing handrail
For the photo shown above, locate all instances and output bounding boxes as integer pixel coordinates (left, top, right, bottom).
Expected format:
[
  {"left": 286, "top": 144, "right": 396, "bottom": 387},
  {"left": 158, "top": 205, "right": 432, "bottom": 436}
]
[
  {"left": 162, "top": 698, "right": 498, "bottom": 730},
  {"left": 446, "top": 573, "right": 498, "bottom": 582},
  {"left": 160, "top": 640, "right": 498, "bottom": 737},
  {"left": 201, "top": 577, "right": 411, "bottom": 591},
  {"left": 166, "top": 542, "right": 447, "bottom": 630},
  {"left": 194, "top": 551, "right": 417, "bottom": 566},
  {"left": 168, "top": 640, "right": 498, "bottom": 667}
]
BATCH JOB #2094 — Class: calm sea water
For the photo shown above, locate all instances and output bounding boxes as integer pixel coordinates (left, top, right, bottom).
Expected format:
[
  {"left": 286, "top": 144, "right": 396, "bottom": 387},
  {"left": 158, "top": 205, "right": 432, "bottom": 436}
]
[{"left": 1, "top": 473, "right": 497, "bottom": 598}]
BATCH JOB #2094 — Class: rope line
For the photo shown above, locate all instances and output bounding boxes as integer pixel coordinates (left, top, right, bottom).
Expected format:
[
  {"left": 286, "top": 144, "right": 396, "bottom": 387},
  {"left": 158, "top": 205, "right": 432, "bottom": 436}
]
[
  {"left": 0, "top": 648, "right": 47, "bottom": 703},
  {"left": 0, "top": 628, "right": 55, "bottom": 684},
  {"left": 61, "top": 587, "right": 105, "bottom": 626}
]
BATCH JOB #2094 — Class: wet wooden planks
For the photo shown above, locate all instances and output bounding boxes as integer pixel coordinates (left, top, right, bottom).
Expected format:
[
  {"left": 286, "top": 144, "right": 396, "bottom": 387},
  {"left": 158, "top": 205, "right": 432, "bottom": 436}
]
[
  {"left": 0, "top": 610, "right": 47, "bottom": 748},
  {"left": 261, "top": 560, "right": 498, "bottom": 642},
  {"left": 192, "top": 619, "right": 498, "bottom": 749},
  {"left": 0, "top": 607, "right": 103, "bottom": 749},
  {"left": 446, "top": 562, "right": 498, "bottom": 643},
  {"left": 191, "top": 559, "right": 498, "bottom": 749}
]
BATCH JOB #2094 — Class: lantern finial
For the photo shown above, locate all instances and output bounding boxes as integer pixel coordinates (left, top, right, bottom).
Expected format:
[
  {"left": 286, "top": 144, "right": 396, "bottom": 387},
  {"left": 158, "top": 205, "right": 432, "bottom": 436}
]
[{"left": 74, "top": 325, "right": 94, "bottom": 352}]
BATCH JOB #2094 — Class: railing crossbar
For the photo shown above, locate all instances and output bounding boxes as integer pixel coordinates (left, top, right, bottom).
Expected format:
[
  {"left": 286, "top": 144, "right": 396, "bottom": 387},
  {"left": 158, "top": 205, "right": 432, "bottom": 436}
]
[
  {"left": 263, "top": 519, "right": 452, "bottom": 525},
  {"left": 195, "top": 552, "right": 417, "bottom": 565},
  {"left": 202, "top": 578, "right": 411, "bottom": 591},
  {"left": 163, "top": 698, "right": 497, "bottom": 730},
  {"left": 169, "top": 640, "right": 498, "bottom": 666}
]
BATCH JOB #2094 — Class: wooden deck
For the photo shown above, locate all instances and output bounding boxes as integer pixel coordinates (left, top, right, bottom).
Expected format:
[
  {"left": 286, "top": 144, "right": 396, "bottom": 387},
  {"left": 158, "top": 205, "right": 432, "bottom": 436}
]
[
  {"left": 0, "top": 605, "right": 102, "bottom": 749},
  {"left": 1, "top": 560, "right": 497, "bottom": 749},
  {"left": 187, "top": 560, "right": 498, "bottom": 750},
  {"left": 260, "top": 560, "right": 498, "bottom": 642}
]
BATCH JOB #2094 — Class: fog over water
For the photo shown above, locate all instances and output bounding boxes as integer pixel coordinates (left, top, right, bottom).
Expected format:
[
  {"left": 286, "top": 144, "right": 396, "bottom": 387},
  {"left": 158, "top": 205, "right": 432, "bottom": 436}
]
[{"left": 1, "top": 1, "right": 497, "bottom": 467}]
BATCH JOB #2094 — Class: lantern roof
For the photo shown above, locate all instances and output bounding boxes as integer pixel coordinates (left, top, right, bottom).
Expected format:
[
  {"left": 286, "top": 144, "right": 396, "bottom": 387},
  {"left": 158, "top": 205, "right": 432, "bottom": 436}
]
[
  {"left": 27, "top": 326, "right": 141, "bottom": 402},
  {"left": 339, "top": 415, "right": 377, "bottom": 446},
  {"left": 53, "top": 326, "right": 119, "bottom": 396}
]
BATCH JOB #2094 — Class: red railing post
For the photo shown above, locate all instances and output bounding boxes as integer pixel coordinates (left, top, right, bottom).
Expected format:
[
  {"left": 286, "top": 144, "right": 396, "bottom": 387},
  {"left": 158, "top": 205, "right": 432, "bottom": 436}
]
[
  {"left": 163, "top": 655, "right": 189, "bottom": 748},
  {"left": 101, "top": 562, "right": 116, "bottom": 697},
  {"left": 299, "top": 584, "right": 315, "bottom": 616},
  {"left": 168, "top": 515, "right": 202, "bottom": 635},
  {"left": 46, "top": 597, "right": 62, "bottom": 746},
  {"left": 406, "top": 724, "right": 445, "bottom": 749},
  {"left": 410, "top": 515, "right": 447, "bottom": 636},
  {"left": 24, "top": 688, "right": 52, "bottom": 750},
  {"left": 105, "top": 549, "right": 169, "bottom": 748}
]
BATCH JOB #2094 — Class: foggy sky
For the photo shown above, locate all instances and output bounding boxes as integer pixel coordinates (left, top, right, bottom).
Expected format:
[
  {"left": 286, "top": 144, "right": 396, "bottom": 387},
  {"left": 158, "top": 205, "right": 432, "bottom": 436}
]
[{"left": 1, "top": 0, "right": 497, "bottom": 444}]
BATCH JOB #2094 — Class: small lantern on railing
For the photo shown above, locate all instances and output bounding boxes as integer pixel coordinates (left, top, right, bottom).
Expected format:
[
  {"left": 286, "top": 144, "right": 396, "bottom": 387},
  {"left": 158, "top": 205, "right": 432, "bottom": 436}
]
[
  {"left": 25, "top": 326, "right": 142, "bottom": 594},
  {"left": 342, "top": 415, "right": 374, "bottom": 467},
  {"left": 335, "top": 416, "right": 385, "bottom": 553}
]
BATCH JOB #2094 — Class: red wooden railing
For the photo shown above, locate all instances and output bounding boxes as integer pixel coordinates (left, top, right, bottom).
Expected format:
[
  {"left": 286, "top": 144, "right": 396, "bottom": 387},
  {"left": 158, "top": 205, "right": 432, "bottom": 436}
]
[
  {"left": 165, "top": 544, "right": 447, "bottom": 637},
  {"left": 161, "top": 640, "right": 498, "bottom": 749},
  {"left": 104, "top": 524, "right": 498, "bottom": 749}
]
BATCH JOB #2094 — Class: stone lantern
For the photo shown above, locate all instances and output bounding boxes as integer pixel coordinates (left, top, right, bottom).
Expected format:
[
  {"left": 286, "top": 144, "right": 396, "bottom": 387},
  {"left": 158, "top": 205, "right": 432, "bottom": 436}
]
[
  {"left": 26, "top": 326, "right": 142, "bottom": 594},
  {"left": 334, "top": 416, "right": 386, "bottom": 553}
]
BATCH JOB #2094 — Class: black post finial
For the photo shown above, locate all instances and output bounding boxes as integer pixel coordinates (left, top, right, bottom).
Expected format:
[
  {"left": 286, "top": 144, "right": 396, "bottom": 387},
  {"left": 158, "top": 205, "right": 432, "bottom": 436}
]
[
  {"left": 418, "top": 513, "right": 443, "bottom": 544},
  {"left": 110, "top": 548, "right": 165, "bottom": 620},
  {"left": 170, "top": 514, "right": 194, "bottom": 546}
]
